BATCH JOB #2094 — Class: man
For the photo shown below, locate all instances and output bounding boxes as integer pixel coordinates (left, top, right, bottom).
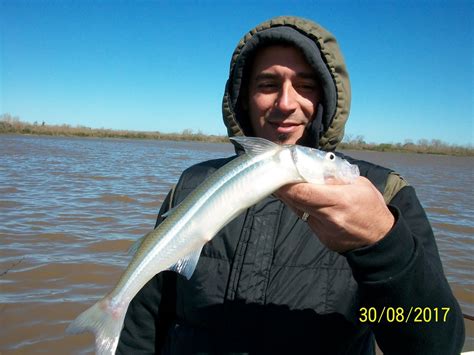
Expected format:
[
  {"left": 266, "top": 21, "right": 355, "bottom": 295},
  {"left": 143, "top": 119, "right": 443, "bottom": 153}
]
[{"left": 118, "top": 16, "right": 464, "bottom": 354}]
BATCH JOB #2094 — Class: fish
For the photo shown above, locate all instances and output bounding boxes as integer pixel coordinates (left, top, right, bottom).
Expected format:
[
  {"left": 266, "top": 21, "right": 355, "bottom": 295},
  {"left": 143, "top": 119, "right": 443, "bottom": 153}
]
[{"left": 65, "top": 136, "right": 360, "bottom": 354}]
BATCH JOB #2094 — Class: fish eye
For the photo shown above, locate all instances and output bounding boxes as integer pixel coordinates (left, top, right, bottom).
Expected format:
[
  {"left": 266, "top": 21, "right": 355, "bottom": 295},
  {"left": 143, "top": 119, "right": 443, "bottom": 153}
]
[{"left": 326, "top": 153, "right": 335, "bottom": 161}]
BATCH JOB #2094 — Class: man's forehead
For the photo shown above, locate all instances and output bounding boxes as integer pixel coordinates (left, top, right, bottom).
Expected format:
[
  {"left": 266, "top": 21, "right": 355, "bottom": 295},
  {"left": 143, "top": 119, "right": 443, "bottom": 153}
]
[
  {"left": 250, "top": 45, "right": 316, "bottom": 77},
  {"left": 253, "top": 44, "right": 307, "bottom": 58}
]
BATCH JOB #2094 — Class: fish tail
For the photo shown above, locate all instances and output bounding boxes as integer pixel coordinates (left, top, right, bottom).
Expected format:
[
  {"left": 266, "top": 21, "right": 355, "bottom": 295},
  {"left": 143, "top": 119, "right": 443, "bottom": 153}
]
[{"left": 66, "top": 297, "right": 126, "bottom": 355}]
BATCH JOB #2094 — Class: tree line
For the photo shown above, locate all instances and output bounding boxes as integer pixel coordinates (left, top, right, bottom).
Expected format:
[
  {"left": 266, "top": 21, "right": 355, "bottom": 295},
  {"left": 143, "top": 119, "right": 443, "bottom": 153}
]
[{"left": 339, "top": 134, "right": 473, "bottom": 156}]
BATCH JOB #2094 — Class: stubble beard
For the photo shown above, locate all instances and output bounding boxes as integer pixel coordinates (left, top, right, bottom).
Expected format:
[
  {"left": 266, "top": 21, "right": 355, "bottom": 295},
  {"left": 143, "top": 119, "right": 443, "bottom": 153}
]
[{"left": 276, "top": 133, "right": 289, "bottom": 144}]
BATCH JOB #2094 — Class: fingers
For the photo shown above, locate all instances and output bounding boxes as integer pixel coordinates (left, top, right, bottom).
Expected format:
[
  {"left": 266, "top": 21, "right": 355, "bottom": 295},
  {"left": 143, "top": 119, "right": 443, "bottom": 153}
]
[
  {"left": 276, "top": 181, "right": 344, "bottom": 209},
  {"left": 277, "top": 177, "right": 374, "bottom": 209},
  {"left": 275, "top": 177, "right": 395, "bottom": 252},
  {"left": 275, "top": 177, "right": 385, "bottom": 221}
]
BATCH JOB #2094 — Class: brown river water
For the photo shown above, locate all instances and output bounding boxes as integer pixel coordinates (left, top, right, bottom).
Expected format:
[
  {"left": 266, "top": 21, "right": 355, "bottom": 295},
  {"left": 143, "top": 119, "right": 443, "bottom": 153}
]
[{"left": 1, "top": 135, "right": 472, "bottom": 353}]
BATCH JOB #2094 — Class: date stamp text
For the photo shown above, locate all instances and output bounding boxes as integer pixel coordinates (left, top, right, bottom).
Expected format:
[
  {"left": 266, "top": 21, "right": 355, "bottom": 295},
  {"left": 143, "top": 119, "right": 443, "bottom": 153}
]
[{"left": 359, "top": 307, "right": 450, "bottom": 323}]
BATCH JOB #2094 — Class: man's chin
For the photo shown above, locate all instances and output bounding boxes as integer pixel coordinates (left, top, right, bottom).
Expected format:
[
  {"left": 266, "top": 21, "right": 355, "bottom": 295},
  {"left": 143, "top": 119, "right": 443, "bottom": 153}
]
[
  {"left": 276, "top": 133, "right": 290, "bottom": 144},
  {"left": 275, "top": 133, "right": 312, "bottom": 146},
  {"left": 255, "top": 130, "right": 302, "bottom": 145}
]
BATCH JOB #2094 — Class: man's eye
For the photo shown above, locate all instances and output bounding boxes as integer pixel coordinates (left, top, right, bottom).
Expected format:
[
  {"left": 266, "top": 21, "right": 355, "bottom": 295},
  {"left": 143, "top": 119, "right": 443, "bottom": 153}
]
[
  {"left": 297, "top": 82, "right": 317, "bottom": 91},
  {"left": 257, "top": 82, "right": 277, "bottom": 89}
]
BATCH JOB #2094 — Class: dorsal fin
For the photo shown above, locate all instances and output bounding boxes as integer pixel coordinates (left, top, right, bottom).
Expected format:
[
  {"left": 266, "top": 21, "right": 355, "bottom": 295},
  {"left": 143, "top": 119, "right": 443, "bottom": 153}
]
[{"left": 230, "top": 136, "right": 280, "bottom": 156}]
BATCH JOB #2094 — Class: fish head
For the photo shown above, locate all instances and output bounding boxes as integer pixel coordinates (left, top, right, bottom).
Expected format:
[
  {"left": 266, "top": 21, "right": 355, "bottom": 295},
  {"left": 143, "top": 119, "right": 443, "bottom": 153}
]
[{"left": 290, "top": 145, "right": 360, "bottom": 184}]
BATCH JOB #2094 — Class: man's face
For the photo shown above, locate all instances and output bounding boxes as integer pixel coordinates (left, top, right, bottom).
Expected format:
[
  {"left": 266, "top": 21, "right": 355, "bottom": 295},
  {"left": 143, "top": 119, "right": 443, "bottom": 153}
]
[{"left": 246, "top": 45, "right": 321, "bottom": 145}]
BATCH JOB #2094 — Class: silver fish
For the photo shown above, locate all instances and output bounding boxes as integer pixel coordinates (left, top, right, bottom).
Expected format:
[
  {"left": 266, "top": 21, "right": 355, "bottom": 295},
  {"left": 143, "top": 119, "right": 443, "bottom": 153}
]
[{"left": 66, "top": 136, "right": 359, "bottom": 354}]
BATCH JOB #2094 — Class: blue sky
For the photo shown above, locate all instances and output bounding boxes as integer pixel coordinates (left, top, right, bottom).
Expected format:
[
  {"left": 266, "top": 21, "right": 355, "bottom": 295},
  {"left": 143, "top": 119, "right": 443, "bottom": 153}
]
[{"left": 1, "top": 0, "right": 472, "bottom": 145}]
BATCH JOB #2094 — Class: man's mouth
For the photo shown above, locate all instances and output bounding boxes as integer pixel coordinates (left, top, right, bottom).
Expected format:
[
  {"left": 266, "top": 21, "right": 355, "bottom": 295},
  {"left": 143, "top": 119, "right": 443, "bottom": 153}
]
[{"left": 269, "top": 121, "right": 301, "bottom": 134}]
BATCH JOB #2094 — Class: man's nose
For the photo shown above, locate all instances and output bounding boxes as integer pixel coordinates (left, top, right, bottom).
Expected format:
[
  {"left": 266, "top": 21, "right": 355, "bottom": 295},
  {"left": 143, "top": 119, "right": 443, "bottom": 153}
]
[{"left": 275, "top": 82, "right": 298, "bottom": 113}]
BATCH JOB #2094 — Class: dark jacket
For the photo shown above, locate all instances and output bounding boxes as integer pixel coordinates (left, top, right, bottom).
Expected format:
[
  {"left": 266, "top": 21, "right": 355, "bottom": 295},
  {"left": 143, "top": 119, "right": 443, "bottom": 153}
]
[
  {"left": 118, "top": 16, "right": 464, "bottom": 354},
  {"left": 117, "top": 155, "right": 464, "bottom": 355}
]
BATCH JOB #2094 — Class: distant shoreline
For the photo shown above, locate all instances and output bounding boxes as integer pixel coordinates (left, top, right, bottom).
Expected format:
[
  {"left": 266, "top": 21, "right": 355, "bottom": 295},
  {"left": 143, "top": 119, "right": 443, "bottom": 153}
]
[
  {"left": 1, "top": 115, "right": 472, "bottom": 156},
  {"left": 0, "top": 116, "right": 228, "bottom": 143}
]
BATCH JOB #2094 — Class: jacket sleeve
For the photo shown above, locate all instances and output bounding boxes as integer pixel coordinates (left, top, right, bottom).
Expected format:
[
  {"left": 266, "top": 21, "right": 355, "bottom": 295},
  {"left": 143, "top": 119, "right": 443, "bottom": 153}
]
[
  {"left": 116, "top": 191, "right": 177, "bottom": 354},
  {"left": 345, "top": 186, "right": 465, "bottom": 354}
]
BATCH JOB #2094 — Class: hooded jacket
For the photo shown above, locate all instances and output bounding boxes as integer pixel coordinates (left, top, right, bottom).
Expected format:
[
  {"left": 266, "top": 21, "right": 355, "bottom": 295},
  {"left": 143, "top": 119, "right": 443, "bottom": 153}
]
[{"left": 117, "top": 16, "right": 464, "bottom": 354}]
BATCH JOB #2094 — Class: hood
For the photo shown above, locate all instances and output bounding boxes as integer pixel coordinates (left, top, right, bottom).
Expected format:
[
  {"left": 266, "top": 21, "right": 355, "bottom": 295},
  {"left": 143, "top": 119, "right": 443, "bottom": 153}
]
[{"left": 222, "top": 16, "right": 351, "bottom": 151}]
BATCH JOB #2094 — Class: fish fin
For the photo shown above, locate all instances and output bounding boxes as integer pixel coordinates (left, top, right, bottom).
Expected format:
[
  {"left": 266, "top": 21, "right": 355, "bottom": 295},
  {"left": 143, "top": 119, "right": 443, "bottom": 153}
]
[
  {"left": 66, "top": 297, "right": 126, "bottom": 355},
  {"left": 167, "top": 245, "right": 203, "bottom": 280},
  {"left": 160, "top": 204, "right": 179, "bottom": 218},
  {"left": 230, "top": 136, "right": 280, "bottom": 156}
]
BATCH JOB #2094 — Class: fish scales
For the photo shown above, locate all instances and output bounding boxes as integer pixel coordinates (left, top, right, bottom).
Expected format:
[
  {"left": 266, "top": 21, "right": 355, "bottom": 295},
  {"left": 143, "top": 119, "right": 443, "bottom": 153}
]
[{"left": 114, "top": 150, "right": 287, "bottom": 304}]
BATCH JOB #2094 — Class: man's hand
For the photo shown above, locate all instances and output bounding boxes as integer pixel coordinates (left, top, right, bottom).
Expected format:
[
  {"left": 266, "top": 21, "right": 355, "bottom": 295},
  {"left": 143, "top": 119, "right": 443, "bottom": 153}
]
[{"left": 275, "top": 177, "right": 395, "bottom": 253}]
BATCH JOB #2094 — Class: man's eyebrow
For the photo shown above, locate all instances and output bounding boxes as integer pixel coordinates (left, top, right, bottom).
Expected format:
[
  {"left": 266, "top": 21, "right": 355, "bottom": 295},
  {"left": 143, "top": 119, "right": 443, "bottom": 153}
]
[
  {"left": 254, "top": 73, "right": 278, "bottom": 81},
  {"left": 254, "top": 72, "right": 317, "bottom": 80},
  {"left": 296, "top": 72, "right": 318, "bottom": 80}
]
